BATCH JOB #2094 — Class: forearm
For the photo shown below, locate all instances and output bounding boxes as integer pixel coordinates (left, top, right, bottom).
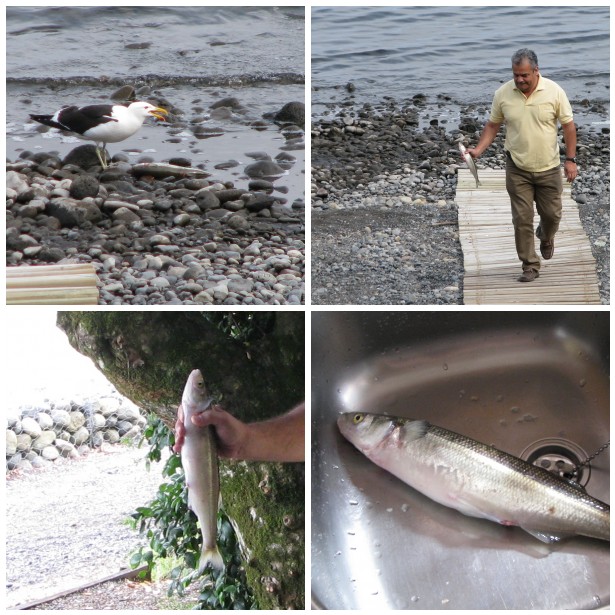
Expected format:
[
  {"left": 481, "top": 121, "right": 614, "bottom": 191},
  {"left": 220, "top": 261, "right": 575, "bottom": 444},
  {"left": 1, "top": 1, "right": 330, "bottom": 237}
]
[
  {"left": 239, "top": 402, "right": 305, "bottom": 462},
  {"left": 474, "top": 121, "right": 502, "bottom": 156},
  {"left": 562, "top": 121, "right": 577, "bottom": 158}
]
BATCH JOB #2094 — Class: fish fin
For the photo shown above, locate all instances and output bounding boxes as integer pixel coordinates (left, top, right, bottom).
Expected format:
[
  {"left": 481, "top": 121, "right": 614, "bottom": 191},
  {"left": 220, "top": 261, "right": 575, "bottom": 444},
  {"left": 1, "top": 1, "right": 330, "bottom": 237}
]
[
  {"left": 520, "top": 528, "right": 574, "bottom": 544},
  {"left": 194, "top": 397, "right": 213, "bottom": 414},
  {"left": 400, "top": 419, "right": 430, "bottom": 441},
  {"left": 198, "top": 545, "right": 224, "bottom": 574}
]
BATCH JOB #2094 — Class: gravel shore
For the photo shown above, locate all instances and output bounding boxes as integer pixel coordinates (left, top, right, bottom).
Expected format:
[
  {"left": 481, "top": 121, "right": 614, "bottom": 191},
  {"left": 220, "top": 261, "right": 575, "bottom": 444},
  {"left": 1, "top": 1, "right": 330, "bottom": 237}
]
[
  {"left": 6, "top": 100, "right": 305, "bottom": 306},
  {"left": 311, "top": 97, "right": 609, "bottom": 305},
  {"left": 6, "top": 444, "right": 167, "bottom": 608}
]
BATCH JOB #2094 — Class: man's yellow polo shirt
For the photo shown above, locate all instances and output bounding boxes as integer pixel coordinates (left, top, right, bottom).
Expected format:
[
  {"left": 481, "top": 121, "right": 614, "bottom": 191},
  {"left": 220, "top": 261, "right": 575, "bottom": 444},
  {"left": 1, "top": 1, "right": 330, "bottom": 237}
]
[{"left": 489, "top": 75, "right": 573, "bottom": 172}]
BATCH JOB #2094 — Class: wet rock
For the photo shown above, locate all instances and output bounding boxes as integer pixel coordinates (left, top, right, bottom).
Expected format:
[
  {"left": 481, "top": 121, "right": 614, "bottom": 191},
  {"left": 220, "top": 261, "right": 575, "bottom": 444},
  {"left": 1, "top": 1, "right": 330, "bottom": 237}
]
[
  {"left": 244, "top": 161, "right": 286, "bottom": 179},
  {"left": 63, "top": 145, "right": 103, "bottom": 169},
  {"left": 274, "top": 101, "right": 305, "bottom": 126}
]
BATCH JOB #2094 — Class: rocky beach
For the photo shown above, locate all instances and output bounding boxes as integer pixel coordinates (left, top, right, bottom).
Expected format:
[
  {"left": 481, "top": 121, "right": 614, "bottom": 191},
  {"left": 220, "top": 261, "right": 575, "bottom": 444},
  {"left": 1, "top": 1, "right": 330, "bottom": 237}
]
[
  {"left": 311, "top": 96, "right": 610, "bottom": 305},
  {"left": 6, "top": 99, "right": 305, "bottom": 305}
]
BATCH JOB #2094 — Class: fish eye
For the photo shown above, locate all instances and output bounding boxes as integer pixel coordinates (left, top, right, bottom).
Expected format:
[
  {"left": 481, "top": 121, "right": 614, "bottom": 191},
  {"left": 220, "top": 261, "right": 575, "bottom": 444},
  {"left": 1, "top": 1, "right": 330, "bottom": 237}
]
[{"left": 352, "top": 413, "right": 364, "bottom": 424}]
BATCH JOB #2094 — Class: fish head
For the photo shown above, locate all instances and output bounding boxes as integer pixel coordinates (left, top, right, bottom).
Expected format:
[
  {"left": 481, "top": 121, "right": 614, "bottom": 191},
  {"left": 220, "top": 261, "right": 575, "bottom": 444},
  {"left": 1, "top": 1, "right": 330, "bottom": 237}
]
[
  {"left": 182, "top": 369, "right": 212, "bottom": 416},
  {"left": 458, "top": 142, "right": 466, "bottom": 155},
  {"left": 337, "top": 412, "right": 397, "bottom": 454}
]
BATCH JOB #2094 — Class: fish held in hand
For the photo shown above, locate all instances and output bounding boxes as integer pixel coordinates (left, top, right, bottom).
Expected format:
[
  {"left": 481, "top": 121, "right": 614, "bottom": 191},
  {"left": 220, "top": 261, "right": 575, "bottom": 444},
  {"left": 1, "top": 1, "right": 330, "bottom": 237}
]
[
  {"left": 459, "top": 142, "right": 481, "bottom": 188},
  {"left": 180, "top": 369, "right": 224, "bottom": 572},
  {"left": 338, "top": 412, "right": 609, "bottom": 543}
]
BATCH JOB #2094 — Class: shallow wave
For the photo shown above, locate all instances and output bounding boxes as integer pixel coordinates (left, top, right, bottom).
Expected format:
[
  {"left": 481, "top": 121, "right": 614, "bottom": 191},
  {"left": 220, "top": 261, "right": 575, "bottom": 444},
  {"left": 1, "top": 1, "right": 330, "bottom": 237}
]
[{"left": 6, "top": 72, "right": 305, "bottom": 88}]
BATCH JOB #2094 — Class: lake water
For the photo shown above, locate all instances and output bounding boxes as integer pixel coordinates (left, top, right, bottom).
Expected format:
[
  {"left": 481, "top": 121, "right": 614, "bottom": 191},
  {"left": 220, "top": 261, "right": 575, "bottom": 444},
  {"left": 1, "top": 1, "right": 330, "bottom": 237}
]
[
  {"left": 312, "top": 6, "right": 609, "bottom": 122},
  {"left": 6, "top": 6, "right": 305, "bottom": 202}
]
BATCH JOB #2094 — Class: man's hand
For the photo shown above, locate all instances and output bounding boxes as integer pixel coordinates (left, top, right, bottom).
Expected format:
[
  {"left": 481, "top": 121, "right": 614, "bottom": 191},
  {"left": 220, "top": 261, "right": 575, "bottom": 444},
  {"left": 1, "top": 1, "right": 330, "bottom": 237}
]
[
  {"left": 173, "top": 402, "right": 305, "bottom": 462},
  {"left": 564, "top": 160, "right": 577, "bottom": 183},
  {"left": 465, "top": 148, "right": 479, "bottom": 159},
  {"left": 173, "top": 403, "right": 249, "bottom": 458}
]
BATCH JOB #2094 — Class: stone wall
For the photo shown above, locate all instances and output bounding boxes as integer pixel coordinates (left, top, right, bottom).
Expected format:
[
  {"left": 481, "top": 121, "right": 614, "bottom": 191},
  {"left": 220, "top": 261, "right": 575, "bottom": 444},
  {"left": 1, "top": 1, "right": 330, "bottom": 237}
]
[{"left": 6, "top": 395, "right": 146, "bottom": 472}]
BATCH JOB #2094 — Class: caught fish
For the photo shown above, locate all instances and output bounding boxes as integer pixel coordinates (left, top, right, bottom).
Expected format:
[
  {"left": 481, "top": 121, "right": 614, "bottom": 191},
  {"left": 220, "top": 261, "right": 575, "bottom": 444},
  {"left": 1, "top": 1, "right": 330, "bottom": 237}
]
[
  {"left": 180, "top": 369, "right": 224, "bottom": 572},
  {"left": 131, "top": 162, "right": 209, "bottom": 179},
  {"left": 459, "top": 142, "right": 481, "bottom": 188},
  {"left": 338, "top": 412, "right": 609, "bottom": 543}
]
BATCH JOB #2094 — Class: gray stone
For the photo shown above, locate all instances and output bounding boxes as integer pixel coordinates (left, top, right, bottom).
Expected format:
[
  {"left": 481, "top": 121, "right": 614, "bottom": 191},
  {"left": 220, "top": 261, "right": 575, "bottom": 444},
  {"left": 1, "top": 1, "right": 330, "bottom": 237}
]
[
  {"left": 227, "top": 214, "right": 250, "bottom": 230},
  {"left": 55, "top": 438, "right": 79, "bottom": 458},
  {"left": 6, "top": 430, "right": 17, "bottom": 456},
  {"left": 195, "top": 189, "right": 221, "bottom": 211},
  {"left": 113, "top": 207, "right": 141, "bottom": 223},
  {"left": 7, "top": 170, "right": 30, "bottom": 196},
  {"left": 71, "top": 425, "right": 90, "bottom": 446},
  {"left": 47, "top": 197, "right": 103, "bottom": 226},
  {"left": 244, "top": 161, "right": 285, "bottom": 179},
  {"left": 41, "top": 445, "right": 60, "bottom": 460},
  {"left": 20, "top": 416, "right": 42, "bottom": 438},
  {"left": 69, "top": 175, "right": 100, "bottom": 199},
  {"left": 91, "top": 413, "right": 106, "bottom": 430},
  {"left": 31, "top": 430, "right": 56, "bottom": 451},
  {"left": 105, "top": 428, "right": 120, "bottom": 444},
  {"left": 36, "top": 412, "right": 54, "bottom": 430},
  {"left": 68, "top": 411, "right": 86, "bottom": 432}
]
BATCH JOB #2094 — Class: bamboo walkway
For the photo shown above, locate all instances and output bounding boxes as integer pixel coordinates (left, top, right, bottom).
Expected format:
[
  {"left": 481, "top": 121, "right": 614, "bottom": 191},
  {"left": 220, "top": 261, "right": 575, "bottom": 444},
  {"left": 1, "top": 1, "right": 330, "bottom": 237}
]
[
  {"left": 456, "top": 168, "right": 601, "bottom": 304},
  {"left": 6, "top": 263, "right": 99, "bottom": 305}
]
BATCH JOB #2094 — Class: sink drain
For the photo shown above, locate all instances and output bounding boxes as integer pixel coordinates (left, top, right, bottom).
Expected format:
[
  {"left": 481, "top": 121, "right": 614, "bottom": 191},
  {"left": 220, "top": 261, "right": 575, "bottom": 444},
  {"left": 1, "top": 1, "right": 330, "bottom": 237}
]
[{"left": 519, "top": 438, "right": 591, "bottom": 487}]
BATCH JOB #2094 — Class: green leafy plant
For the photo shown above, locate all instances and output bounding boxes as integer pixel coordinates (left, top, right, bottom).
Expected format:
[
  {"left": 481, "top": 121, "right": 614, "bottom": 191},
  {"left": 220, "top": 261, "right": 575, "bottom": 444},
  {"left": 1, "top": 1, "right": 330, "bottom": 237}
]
[
  {"left": 130, "top": 415, "right": 255, "bottom": 609},
  {"left": 200, "top": 312, "right": 275, "bottom": 345}
]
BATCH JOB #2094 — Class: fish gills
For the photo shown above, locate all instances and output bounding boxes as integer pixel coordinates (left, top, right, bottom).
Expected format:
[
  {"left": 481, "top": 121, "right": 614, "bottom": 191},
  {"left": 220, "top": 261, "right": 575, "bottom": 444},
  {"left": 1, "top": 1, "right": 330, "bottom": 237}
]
[
  {"left": 181, "top": 369, "right": 224, "bottom": 572},
  {"left": 338, "top": 412, "right": 609, "bottom": 543}
]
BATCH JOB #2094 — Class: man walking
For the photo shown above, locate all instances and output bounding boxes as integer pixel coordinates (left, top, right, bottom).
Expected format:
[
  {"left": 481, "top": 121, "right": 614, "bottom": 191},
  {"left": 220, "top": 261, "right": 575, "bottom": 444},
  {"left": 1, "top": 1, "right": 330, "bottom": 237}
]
[{"left": 467, "top": 49, "right": 577, "bottom": 282}]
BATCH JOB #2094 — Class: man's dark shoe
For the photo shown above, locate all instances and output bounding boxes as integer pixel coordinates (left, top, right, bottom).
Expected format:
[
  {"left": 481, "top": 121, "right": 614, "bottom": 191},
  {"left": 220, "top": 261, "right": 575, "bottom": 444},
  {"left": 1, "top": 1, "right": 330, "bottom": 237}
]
[
  {"left": 536, "top": 225, "right": 554, "bottom": 259},
  {"left": 518, "top": 268, "right": 539, "bottom": 283}
]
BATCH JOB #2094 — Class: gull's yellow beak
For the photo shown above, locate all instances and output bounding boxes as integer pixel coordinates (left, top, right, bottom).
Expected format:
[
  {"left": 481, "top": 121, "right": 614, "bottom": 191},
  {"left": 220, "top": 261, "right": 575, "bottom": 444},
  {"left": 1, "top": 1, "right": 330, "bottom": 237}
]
[{"left": 149, "top": 107, "right": 168, "bottom": 122}]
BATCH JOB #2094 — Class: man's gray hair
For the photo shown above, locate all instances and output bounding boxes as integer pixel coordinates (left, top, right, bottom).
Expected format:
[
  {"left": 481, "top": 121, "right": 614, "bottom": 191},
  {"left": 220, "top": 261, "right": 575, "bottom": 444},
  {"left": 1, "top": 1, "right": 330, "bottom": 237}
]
[{"left": 512, "top": 48, "right": 538, "bottom": 68}]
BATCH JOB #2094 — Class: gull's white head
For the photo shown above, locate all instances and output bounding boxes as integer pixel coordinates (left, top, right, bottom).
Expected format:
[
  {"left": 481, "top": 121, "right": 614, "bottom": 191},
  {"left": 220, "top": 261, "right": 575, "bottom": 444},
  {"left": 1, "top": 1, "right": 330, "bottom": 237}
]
[{"left": 127, "top": 101, "right": 168, "bottom": 122}]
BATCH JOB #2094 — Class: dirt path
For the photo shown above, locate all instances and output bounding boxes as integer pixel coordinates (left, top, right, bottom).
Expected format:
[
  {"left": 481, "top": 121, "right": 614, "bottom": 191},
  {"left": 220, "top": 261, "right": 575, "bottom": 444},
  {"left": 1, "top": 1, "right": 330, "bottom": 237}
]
[{"left": 6, "top": 444, "right": 169, "bottom": 608}]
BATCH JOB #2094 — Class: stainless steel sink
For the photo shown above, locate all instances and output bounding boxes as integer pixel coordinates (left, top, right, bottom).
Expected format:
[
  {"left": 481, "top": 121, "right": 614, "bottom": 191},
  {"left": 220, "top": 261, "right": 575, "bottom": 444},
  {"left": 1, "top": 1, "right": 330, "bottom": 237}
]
[{"left": 311, "top": 312, "right": 609, "bottom": 610}]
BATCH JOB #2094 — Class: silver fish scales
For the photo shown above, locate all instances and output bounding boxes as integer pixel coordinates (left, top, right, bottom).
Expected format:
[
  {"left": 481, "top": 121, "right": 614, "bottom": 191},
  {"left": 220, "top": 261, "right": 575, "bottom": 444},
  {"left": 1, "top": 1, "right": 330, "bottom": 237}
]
[
  {"left": 181, "top": 369, "right": 224, "bottom": 572},
  {"left": 338, "top": 412, "right": 609, "bottom": 543},
  {"left": 459, "top": 142, "right": 481, "bottom": 188}
]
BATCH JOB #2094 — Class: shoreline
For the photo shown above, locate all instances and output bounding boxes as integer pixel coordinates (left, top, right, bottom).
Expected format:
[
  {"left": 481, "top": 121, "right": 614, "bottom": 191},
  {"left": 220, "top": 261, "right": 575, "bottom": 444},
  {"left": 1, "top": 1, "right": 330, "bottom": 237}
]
[{"left": 311, "top": 97, "right": 609, "bottom": 305}]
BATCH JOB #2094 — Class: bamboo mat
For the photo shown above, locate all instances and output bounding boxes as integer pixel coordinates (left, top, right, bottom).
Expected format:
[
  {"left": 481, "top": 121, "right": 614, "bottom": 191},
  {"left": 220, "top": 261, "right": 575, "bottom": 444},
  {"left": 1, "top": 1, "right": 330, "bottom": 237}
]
[
  {"left": 456, "top": 168, "right": 601, "bottom": 304},
  {"left": 6, "top": 263, "right": 99, "bottom": 305}
]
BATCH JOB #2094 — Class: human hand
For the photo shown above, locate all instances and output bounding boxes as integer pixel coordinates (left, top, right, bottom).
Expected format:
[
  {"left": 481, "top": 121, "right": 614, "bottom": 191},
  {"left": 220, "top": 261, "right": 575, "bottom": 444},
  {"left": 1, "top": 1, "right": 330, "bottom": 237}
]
[
  {"left": 564, "top": 160, "right": 577, "bottom": 183},
  {"left": 465, "top": 147, "right": 479, "bottom": 159},
  {"left": 173, "top": 403, "right": 248, "bottom": 459}
]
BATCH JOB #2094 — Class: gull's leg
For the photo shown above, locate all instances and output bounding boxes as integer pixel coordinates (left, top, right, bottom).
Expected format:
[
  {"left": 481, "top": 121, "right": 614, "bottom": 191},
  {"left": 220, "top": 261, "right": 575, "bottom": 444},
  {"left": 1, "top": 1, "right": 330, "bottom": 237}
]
[{"left": 95, "top": 143, "right": 108, "bottom": 169}]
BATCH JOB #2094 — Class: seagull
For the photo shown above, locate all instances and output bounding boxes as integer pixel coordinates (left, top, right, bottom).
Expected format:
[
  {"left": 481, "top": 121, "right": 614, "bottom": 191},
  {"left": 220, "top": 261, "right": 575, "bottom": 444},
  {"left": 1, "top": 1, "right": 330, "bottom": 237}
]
[{"left": 29, "top": 101, "right": 168, "bottom": 169}]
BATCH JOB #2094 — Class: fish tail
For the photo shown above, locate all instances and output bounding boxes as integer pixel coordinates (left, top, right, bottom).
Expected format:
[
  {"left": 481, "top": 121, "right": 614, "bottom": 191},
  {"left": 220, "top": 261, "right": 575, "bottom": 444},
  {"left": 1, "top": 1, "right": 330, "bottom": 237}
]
[{"left": 198, "top": 545, "right": 224, "bottom": 574}]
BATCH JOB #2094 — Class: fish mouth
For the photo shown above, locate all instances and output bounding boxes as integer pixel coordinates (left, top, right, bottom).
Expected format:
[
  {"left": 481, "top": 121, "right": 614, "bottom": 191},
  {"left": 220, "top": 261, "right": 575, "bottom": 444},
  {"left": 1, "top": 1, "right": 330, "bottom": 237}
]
[{"left": 149, "top": 107, "right": 169, "bottom": 121}]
